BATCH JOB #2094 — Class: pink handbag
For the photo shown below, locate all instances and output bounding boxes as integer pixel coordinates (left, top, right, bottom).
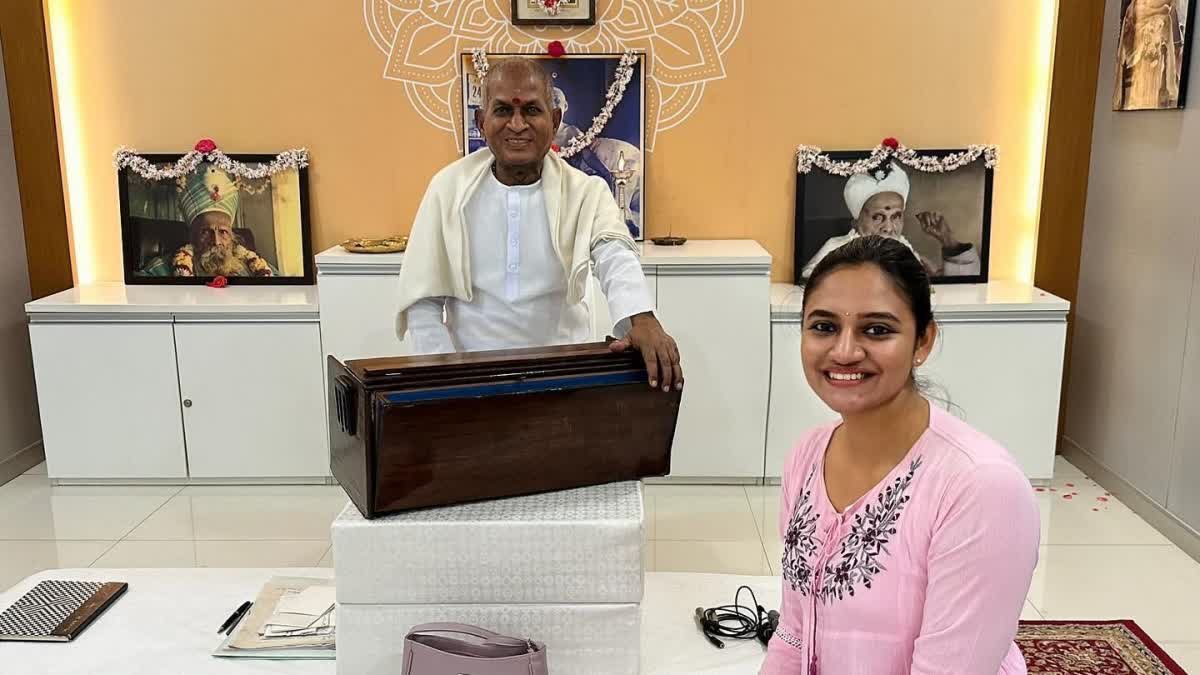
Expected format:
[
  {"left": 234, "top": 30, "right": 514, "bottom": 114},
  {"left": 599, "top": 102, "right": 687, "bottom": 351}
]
[{"left": 401, "top": 623, "right": 549, "bottom": 675}]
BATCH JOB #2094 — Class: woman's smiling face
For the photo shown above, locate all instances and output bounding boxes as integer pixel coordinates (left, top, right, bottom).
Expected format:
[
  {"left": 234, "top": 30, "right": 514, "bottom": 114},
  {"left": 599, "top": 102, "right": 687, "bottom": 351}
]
[{"left": 801, "top": 263, "right": 935, "bottom": 415}]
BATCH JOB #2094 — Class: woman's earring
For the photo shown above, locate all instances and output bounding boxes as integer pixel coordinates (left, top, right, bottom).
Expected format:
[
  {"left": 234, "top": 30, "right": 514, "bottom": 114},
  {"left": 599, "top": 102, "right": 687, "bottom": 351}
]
[{"left": 914, "top": 357, "right": 923, "bottom": 366}]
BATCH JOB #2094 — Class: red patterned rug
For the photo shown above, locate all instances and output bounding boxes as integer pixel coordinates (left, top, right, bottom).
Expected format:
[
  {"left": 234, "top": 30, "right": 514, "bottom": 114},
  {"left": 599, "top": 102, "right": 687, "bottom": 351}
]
[{"left": 1018, "top": 620, "right": 1186, "bottom": 674}]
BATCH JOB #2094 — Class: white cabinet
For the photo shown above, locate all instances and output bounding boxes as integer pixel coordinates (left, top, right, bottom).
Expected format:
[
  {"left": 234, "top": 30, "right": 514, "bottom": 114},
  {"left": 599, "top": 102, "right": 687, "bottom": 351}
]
[
  {"left": 656, "top": 270, "right": 771, "bottom": 479},
  {"left": 28, "top": 266, "right": 1068, "bottom": 487},
  {"left": 29, "top": 319, "right": 188, "bottom": 479},
  {"left": 26, "top": 284, "right": 327, "bottom": 483},
  {"left": 765, "top": 282, "right": 1070, "bottom": 483},
  {"left": 923, "top": 318, "right": 1066, "bottom": 482},
  {"left": 316, "top": 250, "right": 410, "bottom": 362},
  {"left": 174, "top": 320, "right": 328, "bottom": 479}
]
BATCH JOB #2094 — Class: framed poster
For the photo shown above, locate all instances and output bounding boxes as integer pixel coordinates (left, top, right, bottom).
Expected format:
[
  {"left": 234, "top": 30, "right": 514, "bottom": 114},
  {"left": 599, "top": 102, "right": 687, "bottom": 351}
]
[
  {"left": 1113, "top": 0, "right": 1196, "bottom": 110},
  {"left": 462, "top": 52, "right": 647, "bottom": 240},
  {"left": 511, "top": 0, "right": 596, "bottom": 26},
  {"left": 119, "top": 154, "right": 313, "bottom": 285},
  {"left": 795, "top": 149, "right": 993, "bottom": 285}
]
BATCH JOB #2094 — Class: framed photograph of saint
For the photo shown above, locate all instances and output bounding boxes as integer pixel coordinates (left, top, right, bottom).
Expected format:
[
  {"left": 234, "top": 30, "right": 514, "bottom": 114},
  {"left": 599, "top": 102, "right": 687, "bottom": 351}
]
[
  {"left": 462, "top": 52, "right": 647, "bottom": 240},
  {"left": 118, "top": 154, "right": 313, "bottom": 285},
  {"left": 1113, "top": 0, "right": 1196, "bottom": 110},
  {"left": 794, "top": 149, "right": 994, "bottom": 286},
  {"left": 511, "top": 0, "right": 596, "bottom": 26}
]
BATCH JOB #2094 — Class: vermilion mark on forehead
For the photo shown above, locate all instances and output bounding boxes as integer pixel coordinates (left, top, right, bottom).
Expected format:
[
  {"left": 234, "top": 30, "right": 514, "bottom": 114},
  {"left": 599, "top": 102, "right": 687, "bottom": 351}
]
[{"left": 512, "top": 97, "right": 523, "bottom": 105}]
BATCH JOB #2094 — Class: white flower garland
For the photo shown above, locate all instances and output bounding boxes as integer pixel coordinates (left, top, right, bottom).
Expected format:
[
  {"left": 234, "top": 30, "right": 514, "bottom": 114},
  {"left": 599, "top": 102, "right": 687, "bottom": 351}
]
[
  {"left": 471, "top": 48, "right": 638, "bottom": 160},
  {"left": 113, "top": 147, "right": 310, "bottom": 181},
  {"left": 796, "top": 143, "right": 998, "bottom": 176},
  {"left": 537, "top": 0, "right": 561, "bottom": 16},
  {"left": 471, "top": 48, "right": 489, "bottom": 81}
]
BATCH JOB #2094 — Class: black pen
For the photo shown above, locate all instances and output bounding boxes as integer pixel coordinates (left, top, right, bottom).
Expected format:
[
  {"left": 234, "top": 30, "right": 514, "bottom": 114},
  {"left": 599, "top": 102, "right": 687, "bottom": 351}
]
[{"left": 218, "top": 601, "right": 252, "bottom": 635}]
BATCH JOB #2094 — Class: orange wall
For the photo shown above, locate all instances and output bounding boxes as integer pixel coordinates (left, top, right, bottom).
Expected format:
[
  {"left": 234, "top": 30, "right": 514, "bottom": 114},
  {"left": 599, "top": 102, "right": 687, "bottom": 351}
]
[{"left": 47, "top": 0, "right": 1055, "bottom": 283}]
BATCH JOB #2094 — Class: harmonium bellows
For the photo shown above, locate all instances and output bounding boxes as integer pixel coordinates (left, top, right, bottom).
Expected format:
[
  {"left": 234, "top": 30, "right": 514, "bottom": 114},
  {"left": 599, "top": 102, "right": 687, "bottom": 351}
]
[{"left": 328, "top": 343, "right": 682, "bottom": 518}]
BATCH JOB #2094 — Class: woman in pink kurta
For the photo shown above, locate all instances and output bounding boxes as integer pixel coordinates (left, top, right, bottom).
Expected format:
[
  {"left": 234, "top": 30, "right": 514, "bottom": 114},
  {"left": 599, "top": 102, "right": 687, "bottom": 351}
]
[{"left": 763, "top": 234, "right": 1039, "bottom": 675}]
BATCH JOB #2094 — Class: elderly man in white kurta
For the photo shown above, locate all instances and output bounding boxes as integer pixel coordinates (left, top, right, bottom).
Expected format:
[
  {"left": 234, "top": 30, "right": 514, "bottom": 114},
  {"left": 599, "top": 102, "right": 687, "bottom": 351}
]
[{"left": 395, "top": 57, "right": 683, "bottom": 392}]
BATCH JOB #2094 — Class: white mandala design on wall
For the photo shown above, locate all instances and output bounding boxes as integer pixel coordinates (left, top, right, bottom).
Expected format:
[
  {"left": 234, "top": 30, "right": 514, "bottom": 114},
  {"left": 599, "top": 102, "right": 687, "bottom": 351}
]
[{"left": 364, "top": 0, "right": 744, "bottom": 151}]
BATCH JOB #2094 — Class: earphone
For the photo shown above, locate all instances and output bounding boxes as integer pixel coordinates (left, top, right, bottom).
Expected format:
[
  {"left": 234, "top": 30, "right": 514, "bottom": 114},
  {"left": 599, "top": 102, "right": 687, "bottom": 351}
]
[{"left": 694, "top": 585, "right": 779, "bottom": 649}]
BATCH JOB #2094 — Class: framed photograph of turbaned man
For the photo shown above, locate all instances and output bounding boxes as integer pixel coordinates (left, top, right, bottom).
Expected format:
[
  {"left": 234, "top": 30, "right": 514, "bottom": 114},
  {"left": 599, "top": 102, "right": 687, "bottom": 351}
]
[
  {"left": 794, "top": 144, "right": 996, "bottom": 286},
  {"left": 462, "top": 51, "right": 646, "bottom": 240},
  {"left": 115, "top": 147, "right": 314, "bottom": 285},
  {"left": 511, "top": 0, "right": 596, "bottom": 26},
  {"left": 1113, "top": 0, "right": 1196, "bottom": 110}
]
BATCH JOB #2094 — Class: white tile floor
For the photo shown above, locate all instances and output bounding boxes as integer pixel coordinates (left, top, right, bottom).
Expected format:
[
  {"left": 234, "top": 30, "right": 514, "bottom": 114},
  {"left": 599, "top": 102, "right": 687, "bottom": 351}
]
[{"left": 1, "top": 456, "right": 1198, "bottom": 671}]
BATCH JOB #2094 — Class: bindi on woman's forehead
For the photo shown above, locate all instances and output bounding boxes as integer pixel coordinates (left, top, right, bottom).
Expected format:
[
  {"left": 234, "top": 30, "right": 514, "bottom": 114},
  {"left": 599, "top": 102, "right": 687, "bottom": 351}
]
[{"left": 511, "top": 97, "right": 523, "bottom": 105}]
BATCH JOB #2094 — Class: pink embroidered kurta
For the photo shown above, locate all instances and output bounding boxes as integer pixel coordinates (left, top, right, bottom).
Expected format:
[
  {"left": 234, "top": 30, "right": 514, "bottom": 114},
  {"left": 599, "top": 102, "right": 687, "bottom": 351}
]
[{"left": 761, "top": 405, "right": 1039, "bottom": 675}]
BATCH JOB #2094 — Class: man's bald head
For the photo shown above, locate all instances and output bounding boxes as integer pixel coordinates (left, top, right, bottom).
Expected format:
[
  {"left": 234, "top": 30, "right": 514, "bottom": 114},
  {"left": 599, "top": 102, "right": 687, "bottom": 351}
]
[
  {"left": 482, "top": 57, "right": 555, "bottom": 109},
  {"left": 475, "top": 56, "right": 563, "bottom": 178}
]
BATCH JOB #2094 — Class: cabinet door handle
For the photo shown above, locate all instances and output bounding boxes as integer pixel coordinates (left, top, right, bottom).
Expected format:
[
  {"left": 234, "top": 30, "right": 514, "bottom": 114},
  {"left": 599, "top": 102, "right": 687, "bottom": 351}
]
[{"left": 183, "top": 399, "right": 193, "bottom": 408}]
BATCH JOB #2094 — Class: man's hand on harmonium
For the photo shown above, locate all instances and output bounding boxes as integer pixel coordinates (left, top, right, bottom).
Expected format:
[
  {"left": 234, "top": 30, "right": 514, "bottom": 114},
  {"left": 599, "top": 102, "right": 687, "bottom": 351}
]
[{"left": 609, "top": 312, "right": 684, "bottom": 393}]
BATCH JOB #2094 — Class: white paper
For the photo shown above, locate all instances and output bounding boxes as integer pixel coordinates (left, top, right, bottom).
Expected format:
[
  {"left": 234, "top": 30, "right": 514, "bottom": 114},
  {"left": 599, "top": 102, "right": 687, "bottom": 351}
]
[
  {"left": 262, "top": 610, "right": 335, "bottom": 638},
  {"left": 262, "top": 588, "right": 336, "bottom": 638},
  {"left": 275, "top": 586, "right": 336, "bottom": 618},
  {"left": 227, "top": 576, "right": 336, "bottom": 650}
]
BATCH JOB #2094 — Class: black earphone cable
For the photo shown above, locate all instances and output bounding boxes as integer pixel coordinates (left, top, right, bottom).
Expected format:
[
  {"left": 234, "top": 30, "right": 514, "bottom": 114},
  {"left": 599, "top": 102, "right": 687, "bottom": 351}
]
[{"left": 694, "top": 585, "right": 779, "bottom": 649}]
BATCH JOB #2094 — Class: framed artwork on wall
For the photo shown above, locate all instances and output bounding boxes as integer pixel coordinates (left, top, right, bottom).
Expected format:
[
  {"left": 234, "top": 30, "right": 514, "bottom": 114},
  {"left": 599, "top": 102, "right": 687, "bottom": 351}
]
[
  {"left": 462, "top": 51, "right": 647, "bottom": 240},
  {"left": 117, "top": 152, "right": 313, "bottom": 285},
  {"left": 795, "top": 147, "right": 995, "bottom": 286},
  {"left": 1113, "top": 0, "right": 1196, "bottom": 110},
  {"left": 511, "top": 0, "right": 597, "bottom": 26}
]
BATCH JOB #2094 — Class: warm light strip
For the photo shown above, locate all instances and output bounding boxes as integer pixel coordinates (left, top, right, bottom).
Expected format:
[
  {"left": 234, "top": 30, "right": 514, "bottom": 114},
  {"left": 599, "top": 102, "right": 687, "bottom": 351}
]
[
  {"left": 45, "top": 0, "right": 93, "bottom": 285},
  {"left": 1019, "top": 0, "right": 1060, "bottom": 285}
]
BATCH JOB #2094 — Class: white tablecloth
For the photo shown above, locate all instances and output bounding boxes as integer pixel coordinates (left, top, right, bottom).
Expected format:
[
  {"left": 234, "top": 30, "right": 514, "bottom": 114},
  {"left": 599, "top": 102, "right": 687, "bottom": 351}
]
[{"left": 1, "top": 568, "right": 779, "bottom": 675}]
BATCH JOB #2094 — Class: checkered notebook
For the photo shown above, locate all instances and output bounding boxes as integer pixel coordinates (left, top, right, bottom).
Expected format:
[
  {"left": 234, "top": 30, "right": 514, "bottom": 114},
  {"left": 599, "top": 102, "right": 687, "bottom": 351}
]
[{"left": 0, "top": 580, "right": 127, "bottom": 642}]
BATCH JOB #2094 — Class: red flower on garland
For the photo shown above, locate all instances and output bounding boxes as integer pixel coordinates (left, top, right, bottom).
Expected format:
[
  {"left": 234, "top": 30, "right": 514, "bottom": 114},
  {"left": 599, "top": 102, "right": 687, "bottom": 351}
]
[
  {"left": 206, "top": 275, "right": 229, "bottom": 289},
  {"left": 194, "top": 138, "right": 217, "bottom": 154},
  {"left": 551, "top": 143, "right": 561, "bottom": 153},
  {"left": 882, "top": 137, "right": 900, "bottom": 150},
  {"left": 547, "top": 40, "right": 566, "bottom": 58}
]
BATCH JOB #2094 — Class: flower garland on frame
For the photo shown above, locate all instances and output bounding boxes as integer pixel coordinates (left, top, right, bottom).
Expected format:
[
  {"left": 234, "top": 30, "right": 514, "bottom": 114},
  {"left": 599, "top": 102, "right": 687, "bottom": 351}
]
[
  {"left": 536, "top": 0, "right": 562, "bottom": 15},
  {"left": 113, "top": 139, "right": 309, "bottom": 181},
  {"left": 470, "top": 47, "right": 639, "bottom": 160},
  {"left": 796, "top": 138, "right": 998, "bottom": 176}
]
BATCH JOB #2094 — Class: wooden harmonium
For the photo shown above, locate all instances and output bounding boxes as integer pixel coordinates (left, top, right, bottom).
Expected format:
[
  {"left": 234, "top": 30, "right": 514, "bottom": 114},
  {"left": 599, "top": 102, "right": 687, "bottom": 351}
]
[{"left": 328, "top": 343, "right": 682, "bottom": 518}]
